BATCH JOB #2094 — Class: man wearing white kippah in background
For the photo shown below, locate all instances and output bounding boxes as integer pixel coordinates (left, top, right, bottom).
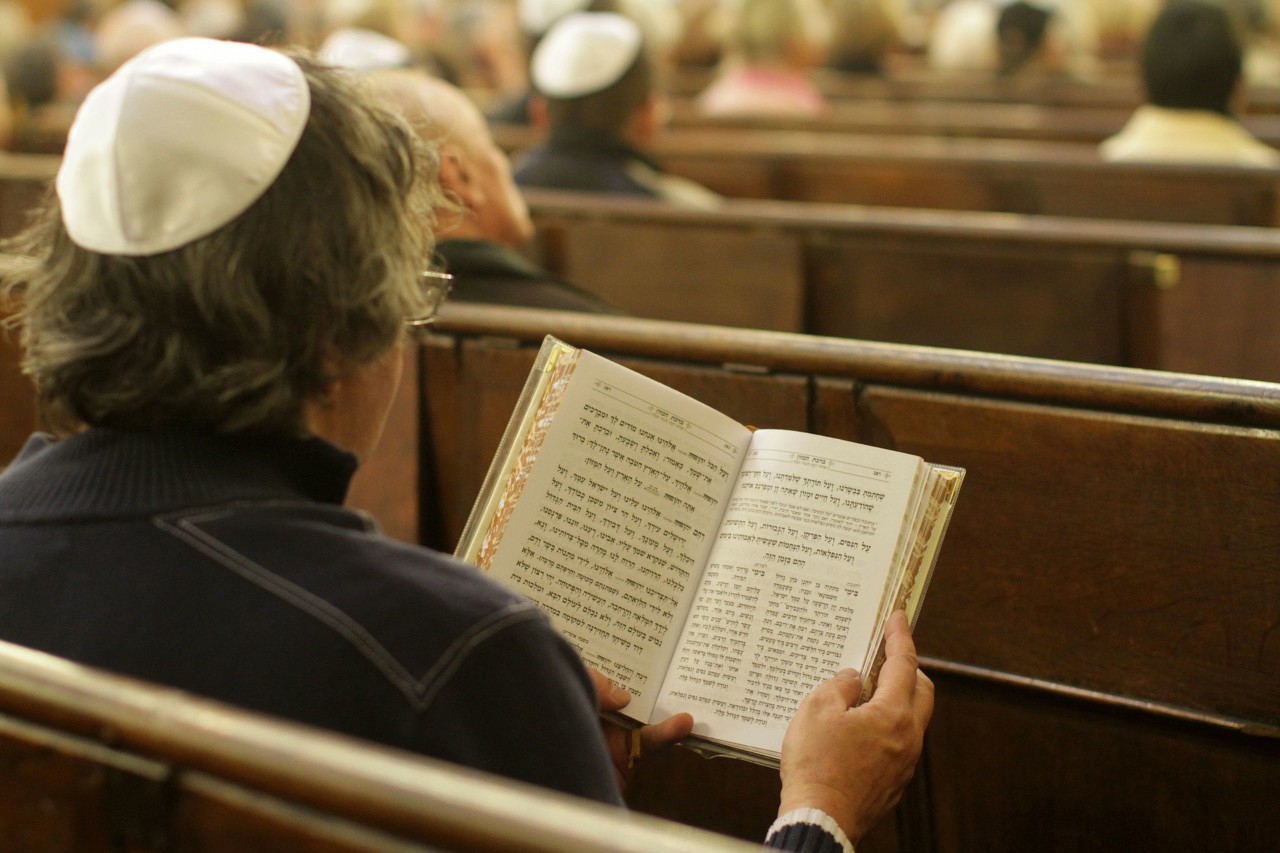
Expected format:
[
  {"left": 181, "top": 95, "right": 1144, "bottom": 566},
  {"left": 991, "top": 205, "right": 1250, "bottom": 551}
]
[
  {"left": 0, "top": 37, "right": 930, "bottom": 853},
  {"left": 488, "top": 0, "right": 601, "bottom": 124},
  {"left": 514, "top": 11, "right": 723, "bottom": 207}
]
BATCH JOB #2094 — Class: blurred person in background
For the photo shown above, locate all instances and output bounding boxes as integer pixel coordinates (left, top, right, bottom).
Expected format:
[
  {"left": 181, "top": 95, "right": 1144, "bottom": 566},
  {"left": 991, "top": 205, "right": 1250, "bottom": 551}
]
[
  {"left": 3, "top": 22, "right": 98, "bottom": 152},
  {"left": 927, "top": 0, "right": 997, "bottom": 73},
  {"left": 1080, "top": 0, "right": 1157, "bottom": 60},
  {"left": 487, "top": 0, "right": 604, "bottom": 125},
  {"left": 825, "top": 0, "right": 902, "bottom": 76},
  {"left": 1101, "top": 0, "right": 1280, "bottom": 165},
  {"left": 369, "top": 68, "right": 622, "bottom": 311},
  {"left": 697, "top": 0, "right": 830, "bottom": 116},
  {"left": 94, "top": 0, "right": 186, "bottom": 74},
  {"left": 514, "top": 11, "right": 722, "bottom": 206}
]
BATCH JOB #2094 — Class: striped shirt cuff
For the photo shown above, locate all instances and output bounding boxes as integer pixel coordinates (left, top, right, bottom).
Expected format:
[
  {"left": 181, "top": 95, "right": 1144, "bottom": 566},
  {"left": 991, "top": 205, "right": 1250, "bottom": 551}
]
[{"left": 765, "top": 808, "right": 855, "bottom": 853}]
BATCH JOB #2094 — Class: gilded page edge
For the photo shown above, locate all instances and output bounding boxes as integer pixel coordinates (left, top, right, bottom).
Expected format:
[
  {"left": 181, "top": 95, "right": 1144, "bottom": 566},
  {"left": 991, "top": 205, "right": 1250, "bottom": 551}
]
[
  {"left": 858, "top": 466, "right": 965, "bottom": 702},
  {"left": 455, "top": 336, "right": 579, "bottom": 565}
]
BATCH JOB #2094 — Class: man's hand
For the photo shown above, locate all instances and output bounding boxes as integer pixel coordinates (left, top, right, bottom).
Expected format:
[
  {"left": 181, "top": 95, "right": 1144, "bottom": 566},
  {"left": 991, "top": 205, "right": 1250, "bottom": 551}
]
[
  {"left": 777, "top": 611, "right": 935, "bottom": 843},
  {"left": 587, "top": 668, "right": 694, "bottom": 791}
]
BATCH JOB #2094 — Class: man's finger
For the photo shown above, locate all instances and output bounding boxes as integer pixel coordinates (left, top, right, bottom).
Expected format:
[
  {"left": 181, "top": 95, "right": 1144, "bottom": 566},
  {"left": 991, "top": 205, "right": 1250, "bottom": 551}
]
[
  {"left": 587, "top": 667, "right": 632, "bottom": 711},
  {"left": 802, "top": 667, "right": 863, "bottom": 714},
  {"left": 639, "top": 712, "right": 694, "bottom": 755},
  {"left": 869, "top": 612, "right": 921, "bottom": 702}
]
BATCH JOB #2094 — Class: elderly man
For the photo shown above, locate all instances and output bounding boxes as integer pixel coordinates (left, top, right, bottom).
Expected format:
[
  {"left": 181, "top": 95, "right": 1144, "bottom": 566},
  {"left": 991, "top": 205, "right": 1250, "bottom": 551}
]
[
  {"left": 0, "top": 38, "right": 931, "bottom": 853},
  {"left": 369, "top": 68, "right": 621, "bottom": 312}
]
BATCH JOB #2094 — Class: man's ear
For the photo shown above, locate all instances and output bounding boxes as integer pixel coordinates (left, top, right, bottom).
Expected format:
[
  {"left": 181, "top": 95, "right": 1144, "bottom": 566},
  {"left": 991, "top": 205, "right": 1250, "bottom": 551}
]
[
  {"left": 529, "top": 94, "right": 551, "bottom": 133},
  {"left": 438, "top": 144, "right": 481, "bottom": 208},
  {"left": 438, "top": 144, "right": 468, "bottom": 189},
  {"left": 629, "top": 94, "right": 662, "bottom": 146}
]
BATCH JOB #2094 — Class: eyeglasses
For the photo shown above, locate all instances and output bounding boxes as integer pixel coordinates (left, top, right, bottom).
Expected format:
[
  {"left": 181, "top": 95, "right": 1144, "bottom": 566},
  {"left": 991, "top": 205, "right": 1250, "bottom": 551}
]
[{"left": 405, "top": 269, "right": 453, "bottom": 333}]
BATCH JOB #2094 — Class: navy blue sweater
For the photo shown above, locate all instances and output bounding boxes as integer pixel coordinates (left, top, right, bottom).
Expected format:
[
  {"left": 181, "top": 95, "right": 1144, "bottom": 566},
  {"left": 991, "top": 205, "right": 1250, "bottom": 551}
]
[{"left": 0, "top": 428, "right": 620, "bottom": 804}]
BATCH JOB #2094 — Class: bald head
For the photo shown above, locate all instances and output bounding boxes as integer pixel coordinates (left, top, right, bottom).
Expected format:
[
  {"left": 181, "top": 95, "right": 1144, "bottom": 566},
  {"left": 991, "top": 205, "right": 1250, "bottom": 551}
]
[
  {"left": 367, "top": 71, "right": 474, "bottom": 145},
  {"left": 367, "top": 70, "right": 534, "bottom": 247}
]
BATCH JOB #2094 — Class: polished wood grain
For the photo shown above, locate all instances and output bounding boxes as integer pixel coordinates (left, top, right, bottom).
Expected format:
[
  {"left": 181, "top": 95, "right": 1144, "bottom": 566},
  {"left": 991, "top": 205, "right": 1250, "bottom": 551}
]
[
  {"left": 522, "top": 189, "right": 1280, "bottom": 381},
  {"left": 0, "top": 639, "right": 766, "bottom": 852},
  {"left": 497, "top": 125, "right": 1280, "bottom": 225},
  {"left": 417, "top": 305, "right": 1280, "bottom": 852}
]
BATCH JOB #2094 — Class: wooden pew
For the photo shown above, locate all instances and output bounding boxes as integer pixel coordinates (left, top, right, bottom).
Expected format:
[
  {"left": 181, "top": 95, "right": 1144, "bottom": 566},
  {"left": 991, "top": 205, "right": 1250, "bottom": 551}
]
[
  {"left": 667, "top": 64, "right": 1280, "bottom": 115},
  {"left": 496, "top": 126, "right": 1280, "bottom": 225},
  {"left": 0, "top": 152, "right": 57, "bottom": 239},
  {"left": 523, "top": 189, "right": 1280, "bottom": 382},
  {"left": 13, "top": 136, "right": 1280, "bottom": 232},
  {"left": 0, "top": 637, "right": 762, "bottom": 852},
  {"left": 416, "top": 304, "right": 1280, "bottom": 853},
  {"left": 1, "top": 254, "right": 37, "bottom": 470},
  {"left": 662, "top": 97, "right": 1280, "bottom": 148},
  {"left": 0, "top": 323, "right": 35, "bottom": 469}
]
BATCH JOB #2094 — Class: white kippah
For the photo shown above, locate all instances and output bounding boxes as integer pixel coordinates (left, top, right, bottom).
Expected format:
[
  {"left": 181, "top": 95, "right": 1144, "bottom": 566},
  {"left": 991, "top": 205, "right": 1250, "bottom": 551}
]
[
  {"left": 532, "top": 12, "right": 644, "bottom": 99},
  {"left": 56, "top": 37, "right": 310, "bottom": 256},
  {"left": 519, "top": 0, "right": 592, "bottom": 36},
  {"left": 318, "top": 27, "right": 412, "bottom": 72}
]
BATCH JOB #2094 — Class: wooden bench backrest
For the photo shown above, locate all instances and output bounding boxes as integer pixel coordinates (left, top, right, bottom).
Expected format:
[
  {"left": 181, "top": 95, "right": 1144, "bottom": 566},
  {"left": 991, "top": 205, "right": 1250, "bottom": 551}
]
[
  {"left": 0, "top": 153, "right": 56, "bottom": 239},
  {"left": 524, "top": 189, "right": 1280, "bottom": 382},
  {"left": 0, "top": 637, "right": 762, "bottom": 852},
  {"left": 667, "top": 64, "right": 1280, "bottom": 114},
  {"left": 1, "top": 253, "right": 37, "bottom": 470},
  {"left": 419, "top": 304, "right": 1280, "bottom": 852},
  {"left": 497, "top": 125, "right": 1280, "bottom": 225},
  {"left": 663, "top": 97, "right": 1280, "bottom": 147}
]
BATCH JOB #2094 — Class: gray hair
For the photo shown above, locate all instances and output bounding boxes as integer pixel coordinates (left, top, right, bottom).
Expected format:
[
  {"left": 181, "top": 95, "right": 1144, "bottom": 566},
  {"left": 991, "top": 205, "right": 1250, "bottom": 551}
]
[{"left": 2, "top": 50, "right": 442, "bottom": 437}]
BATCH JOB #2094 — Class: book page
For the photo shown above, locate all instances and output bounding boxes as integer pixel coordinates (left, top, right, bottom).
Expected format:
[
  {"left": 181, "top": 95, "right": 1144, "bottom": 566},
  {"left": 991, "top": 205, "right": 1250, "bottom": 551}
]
[
  {"left": 477, "top": 351, "right": 754, "bottom": 721},
  {"left": 651, "top": 430, "right": 925, "bottom": 755}
]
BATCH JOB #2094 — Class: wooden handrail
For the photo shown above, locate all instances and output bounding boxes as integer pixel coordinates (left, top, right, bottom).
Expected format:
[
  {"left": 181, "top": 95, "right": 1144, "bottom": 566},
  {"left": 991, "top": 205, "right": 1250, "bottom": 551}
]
[
  {"left": 431, "top": 303, "right": 1280, "bottom": 427},
  {"left": 522, "top": 188, "right": 1280, "bottom": 258},
  {"left": 0, "top": 639, "right": 764, "bottom": 852}
]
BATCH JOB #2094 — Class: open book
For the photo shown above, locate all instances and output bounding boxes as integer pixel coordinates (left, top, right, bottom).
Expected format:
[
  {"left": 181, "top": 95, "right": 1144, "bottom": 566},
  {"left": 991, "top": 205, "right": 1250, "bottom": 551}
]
[{"left": 457, "top": 337, "right": 964, "bottom": 765}]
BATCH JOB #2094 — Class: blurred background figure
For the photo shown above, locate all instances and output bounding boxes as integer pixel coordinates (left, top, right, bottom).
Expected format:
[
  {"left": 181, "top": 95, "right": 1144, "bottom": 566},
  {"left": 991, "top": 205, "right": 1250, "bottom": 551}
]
[
  {"left": 1101, "top": 0, "right": 1280, "bottom": 165},
  {"left": 1239, "top": 0, "right": 1280, "bottom": 84},
  {"left": 320, "top": 23, "right": 415, "bottom": 69},
  {"left": 368, "top": 68, "right": 622, "bottom": 312},
  {"left": 928, "top": 0, "right": 1095, "bottom": 79},
  {"left": 515, "top": 11, "right": 721, "bottom": 206},
  {"left": 317, "top": 0, "right": 461, "bottom": 79},
  {"left": 95, "top": 0, "right": 186, "bottom": 75},
  {"left": 995, "top": 0, "right": 1058, "bottom": 76},
  {"left": 697, "top": 0, "right": 830, "bottom": 116},
  {"left": 0, "top": 0, "right": 32, "bottom": 65},
  {"left": 927, "top": 0, "right": 997, "bottom": 72},
  {"left": 668, "top": 0, "right": 725, "bottom": 68},
  {"left": 230, "top": 0, "right": 290, "bottom": 44},
  {"left": 0, "top": 71, "right": 11, "bottom": 150},
  {"left": 487, "top": 0, "right": 600, "bottom": 125},
  {"left": 825, "top": 0, "right": 902, "bottom": 76},
  {"left": 178, "top": 0, "right": 246, "bottom": 39},
  {"left": 1079, "top": 0, "right": 1158, "bottom": 60},
  {"left": 446, "top": 0, "right": 528, "bottom": 100},
  {"left": 2, "top": 1, "right": 98, "bottom": 153}
]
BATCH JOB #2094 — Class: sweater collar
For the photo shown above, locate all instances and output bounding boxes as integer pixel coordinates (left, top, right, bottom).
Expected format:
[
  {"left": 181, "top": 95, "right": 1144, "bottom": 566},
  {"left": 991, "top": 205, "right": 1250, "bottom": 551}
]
[
  {"left": 0, "top": 428, "right": 358, "bottom": 520},
  {"left": 436, "top": 239, "right": 544, "bottom": 280},
  {"left": 544, "top": 125, "right": 664, "bottom": 172}
]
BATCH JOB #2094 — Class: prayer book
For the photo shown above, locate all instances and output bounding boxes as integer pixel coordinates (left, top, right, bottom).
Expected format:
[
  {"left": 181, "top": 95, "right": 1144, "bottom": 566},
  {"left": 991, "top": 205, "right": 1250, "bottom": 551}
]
[{"left": 456, "top": 337, "right": 964, "bottom": 765}]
